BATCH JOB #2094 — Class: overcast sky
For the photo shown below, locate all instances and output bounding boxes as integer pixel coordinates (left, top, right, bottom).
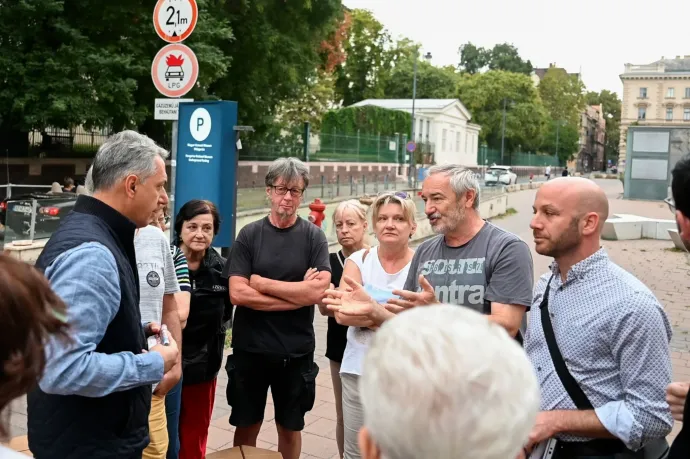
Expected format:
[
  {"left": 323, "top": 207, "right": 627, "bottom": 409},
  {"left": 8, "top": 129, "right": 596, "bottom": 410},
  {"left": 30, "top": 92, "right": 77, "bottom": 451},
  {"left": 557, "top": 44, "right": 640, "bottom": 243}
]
[{"left": 343, "top": 0, "right": 690, "bottom": 96}]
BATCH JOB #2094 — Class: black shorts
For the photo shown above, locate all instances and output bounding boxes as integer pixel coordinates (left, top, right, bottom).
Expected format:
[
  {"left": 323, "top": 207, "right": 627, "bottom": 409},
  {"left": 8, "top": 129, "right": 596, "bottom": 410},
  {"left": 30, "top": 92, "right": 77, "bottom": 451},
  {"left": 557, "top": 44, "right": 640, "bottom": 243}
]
[{"left": 225, "top": 350, "right": 319, "bottom": 431}]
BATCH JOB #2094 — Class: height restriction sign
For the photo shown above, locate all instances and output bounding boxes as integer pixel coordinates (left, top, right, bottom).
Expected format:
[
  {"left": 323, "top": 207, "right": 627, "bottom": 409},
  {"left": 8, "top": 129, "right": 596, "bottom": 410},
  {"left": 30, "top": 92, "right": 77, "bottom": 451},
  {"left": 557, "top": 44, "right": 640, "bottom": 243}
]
[
  {"left": 153, "top": 0, "right": 198, "bottom": 43},
  {"left": 151, "top": 44, "right": 199, "bottom": 98}
]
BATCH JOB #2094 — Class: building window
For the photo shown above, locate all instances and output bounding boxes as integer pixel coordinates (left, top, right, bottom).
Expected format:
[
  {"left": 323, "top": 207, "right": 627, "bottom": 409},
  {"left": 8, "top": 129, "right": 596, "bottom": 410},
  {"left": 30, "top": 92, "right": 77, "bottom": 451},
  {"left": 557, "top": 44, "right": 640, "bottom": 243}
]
[
  {"left": 426, "top": 120, "right": 430, "bottom": 139},
  {"left": 456, "top": 132, "right": 461, "bottom": 152},
  {"left": 686, "top": 88, "right": 690, "bottom": 99},
  {"left": 418, "top": 119, "right": 423, "bottom": 140},
  {"left": 442, "top": 129, "right": 447, "bottom": 150},
  {"left": 638, "top": 107, "right": 646, "bottom": 120},
  {"left": 667, "top": 107, "right": 674, "bottom": 120},
  {"left": 684, "top": 108, "right": 690, "bottom": 121},
  {"left": 640, "top": 88, "right": 647, "bottom": 98},
  {"left": 667, "top": 88, "right": 675, "bottom": 98}
]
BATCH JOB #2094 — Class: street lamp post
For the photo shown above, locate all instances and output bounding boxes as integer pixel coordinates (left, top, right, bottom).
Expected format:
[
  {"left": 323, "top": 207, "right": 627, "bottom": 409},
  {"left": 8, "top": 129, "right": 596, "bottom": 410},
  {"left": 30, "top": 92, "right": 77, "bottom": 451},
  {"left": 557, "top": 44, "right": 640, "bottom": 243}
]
[
  {"left": 409, "top": 49, "right": 432, "bottom": 186},
  {"left": 500, "top": 98, "right": 507, "bottom": 164},
  {"left": 556, "top": 121, "right": 560, "bottom": 158}
]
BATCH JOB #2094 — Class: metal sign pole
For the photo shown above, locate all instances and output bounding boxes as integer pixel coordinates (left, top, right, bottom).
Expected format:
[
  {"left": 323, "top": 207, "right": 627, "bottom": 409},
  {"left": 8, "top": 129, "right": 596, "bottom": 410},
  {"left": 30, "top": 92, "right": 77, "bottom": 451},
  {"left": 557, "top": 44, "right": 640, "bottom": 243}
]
[{"left": 170, "top": 120, "right": 178, "bottom": 229}]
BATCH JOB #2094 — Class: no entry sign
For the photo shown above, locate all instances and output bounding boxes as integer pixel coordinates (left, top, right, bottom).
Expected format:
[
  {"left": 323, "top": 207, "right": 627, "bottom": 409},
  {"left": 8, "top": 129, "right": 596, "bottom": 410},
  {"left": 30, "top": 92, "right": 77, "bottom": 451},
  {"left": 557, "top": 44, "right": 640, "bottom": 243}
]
[
  {"left": 153, "top": 0, "right": 198, "bottom": 43},
  {"left": 151, "top": 44, "right": 199, "bottom": 98}
]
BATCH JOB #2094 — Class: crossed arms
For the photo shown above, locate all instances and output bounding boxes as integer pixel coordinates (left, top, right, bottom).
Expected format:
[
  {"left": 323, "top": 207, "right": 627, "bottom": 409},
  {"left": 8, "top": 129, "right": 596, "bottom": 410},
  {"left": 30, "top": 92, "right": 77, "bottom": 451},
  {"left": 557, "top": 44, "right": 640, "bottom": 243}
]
[{"left": 230, "top": 267, "right": 331, "bottom": 312}]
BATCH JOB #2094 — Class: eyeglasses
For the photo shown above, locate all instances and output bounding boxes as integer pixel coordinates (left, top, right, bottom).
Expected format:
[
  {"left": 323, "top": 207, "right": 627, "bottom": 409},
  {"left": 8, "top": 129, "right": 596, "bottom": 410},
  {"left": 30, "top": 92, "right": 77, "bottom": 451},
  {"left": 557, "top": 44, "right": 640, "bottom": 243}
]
[
  {"left": 271, "top": 185, "right": 304, "bottom": 197},
  {"left": 376, "top": 191, "right": 411, "bottom": 200},
  {"left": 665, "top": 197, "right": 676, "bottom": 214}
]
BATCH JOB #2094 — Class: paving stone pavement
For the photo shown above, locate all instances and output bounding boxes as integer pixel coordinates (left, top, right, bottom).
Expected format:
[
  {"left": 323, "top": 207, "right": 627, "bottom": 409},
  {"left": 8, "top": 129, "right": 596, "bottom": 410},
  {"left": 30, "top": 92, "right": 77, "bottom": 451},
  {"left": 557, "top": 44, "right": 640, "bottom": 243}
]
[{"left": 6, "top": 178, "right": 690, "bottom": 456}]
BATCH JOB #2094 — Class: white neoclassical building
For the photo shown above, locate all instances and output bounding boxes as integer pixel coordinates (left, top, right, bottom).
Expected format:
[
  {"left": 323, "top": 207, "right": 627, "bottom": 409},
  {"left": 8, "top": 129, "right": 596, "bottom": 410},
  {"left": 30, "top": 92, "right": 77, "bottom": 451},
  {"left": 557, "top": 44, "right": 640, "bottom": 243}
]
[{"left": 350, "top": 99, "right": 482, "bottom": 167}]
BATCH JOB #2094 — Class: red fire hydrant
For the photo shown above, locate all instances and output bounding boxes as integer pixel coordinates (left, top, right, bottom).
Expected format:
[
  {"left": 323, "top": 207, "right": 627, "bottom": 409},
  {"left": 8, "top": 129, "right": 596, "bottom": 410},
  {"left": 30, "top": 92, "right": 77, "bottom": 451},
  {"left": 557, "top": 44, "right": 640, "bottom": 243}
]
[{"left": 308, "top": 199, "right": 327, "bottom": 228}]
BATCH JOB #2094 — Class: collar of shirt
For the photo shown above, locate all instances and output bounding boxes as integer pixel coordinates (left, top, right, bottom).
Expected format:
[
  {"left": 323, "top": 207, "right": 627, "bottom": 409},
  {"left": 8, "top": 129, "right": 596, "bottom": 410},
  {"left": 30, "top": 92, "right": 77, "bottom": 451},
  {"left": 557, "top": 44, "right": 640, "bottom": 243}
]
[{"left": 548, "top": 247, "right": 608, "bottom": 286}]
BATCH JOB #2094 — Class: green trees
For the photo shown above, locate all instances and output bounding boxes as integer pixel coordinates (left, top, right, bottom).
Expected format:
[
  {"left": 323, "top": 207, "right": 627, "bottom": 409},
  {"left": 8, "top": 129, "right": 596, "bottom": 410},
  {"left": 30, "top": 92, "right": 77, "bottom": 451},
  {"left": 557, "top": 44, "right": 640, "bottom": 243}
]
[
  {"left": 456, "top": 71, "right": 548, "bottom": 153},
  {"left": 0, "top": 0, "right": 341, "bottom": 150}
]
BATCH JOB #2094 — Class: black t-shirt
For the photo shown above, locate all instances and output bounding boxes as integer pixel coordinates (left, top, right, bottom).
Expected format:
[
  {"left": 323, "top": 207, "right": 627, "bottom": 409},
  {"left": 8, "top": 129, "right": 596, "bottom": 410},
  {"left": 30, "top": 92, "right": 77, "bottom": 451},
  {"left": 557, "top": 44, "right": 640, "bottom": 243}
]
[{"left": 223, "top": 217, "right": 331, "bottom": 357}]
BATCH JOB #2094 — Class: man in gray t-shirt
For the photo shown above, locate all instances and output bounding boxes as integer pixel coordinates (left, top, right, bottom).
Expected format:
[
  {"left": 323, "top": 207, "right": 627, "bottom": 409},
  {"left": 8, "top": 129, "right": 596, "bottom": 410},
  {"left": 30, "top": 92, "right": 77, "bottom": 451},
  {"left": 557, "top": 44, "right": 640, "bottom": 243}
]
[{"left": 390, "top": 165, "right": 533, "bottom": 339}]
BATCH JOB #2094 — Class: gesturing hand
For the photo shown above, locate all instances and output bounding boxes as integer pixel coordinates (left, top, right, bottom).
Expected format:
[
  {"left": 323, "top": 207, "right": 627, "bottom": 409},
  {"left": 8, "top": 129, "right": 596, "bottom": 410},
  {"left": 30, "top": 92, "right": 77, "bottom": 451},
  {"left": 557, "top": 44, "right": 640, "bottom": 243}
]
[
  {"left": 387, "top": 275, "right": 437, "bottom": 313},
  {"left": 323, "top": 276, "right": 387, "bottom": 326}
]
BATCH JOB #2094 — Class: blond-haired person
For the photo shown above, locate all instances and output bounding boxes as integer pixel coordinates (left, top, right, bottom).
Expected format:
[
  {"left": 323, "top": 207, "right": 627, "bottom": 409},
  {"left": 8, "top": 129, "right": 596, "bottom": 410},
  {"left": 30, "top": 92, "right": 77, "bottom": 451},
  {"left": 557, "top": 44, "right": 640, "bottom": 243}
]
[
  {"left": 323, "top": 191, "right": 417, "bottom": 459},
  {"left": 318, "top": 199, "right": 369, "bottom": 458}
]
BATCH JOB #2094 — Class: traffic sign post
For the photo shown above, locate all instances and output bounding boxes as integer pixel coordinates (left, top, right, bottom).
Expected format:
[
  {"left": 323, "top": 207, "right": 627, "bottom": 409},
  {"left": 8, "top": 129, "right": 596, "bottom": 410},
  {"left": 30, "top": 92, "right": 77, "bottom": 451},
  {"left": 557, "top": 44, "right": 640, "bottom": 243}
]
[
  {"left": 152, "top": 0, "right": 199, "bottom": 227},
  {"left": 153, "top": 0, "right": 198, "bottom": 43}
]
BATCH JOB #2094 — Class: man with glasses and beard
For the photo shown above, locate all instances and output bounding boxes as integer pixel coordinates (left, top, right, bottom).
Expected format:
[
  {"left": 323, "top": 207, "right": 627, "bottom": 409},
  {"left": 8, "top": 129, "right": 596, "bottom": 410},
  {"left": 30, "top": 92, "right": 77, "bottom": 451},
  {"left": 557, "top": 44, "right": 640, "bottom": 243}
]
[
  {"left": 524, "top": 177, "right": 672, "bottom": 458},
  {"left": 666, "top": 154, "right": 690, "bottom": 459},
  {"left": 224, "top": 157, "right": 331, "bottom": 459},
  {"left": 388, "top": 164, "right": 533, "bottom": 341}
]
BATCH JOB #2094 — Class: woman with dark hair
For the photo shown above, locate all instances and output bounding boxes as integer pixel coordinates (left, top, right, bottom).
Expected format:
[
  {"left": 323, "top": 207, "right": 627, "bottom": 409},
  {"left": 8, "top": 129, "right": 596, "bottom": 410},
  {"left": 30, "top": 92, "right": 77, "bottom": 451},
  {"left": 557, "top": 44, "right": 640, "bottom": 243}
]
[
  {"left": 174, "top": 200, "right": 232, "bottom": 459},
  {"left": 0, "top": 255, "right": 69, "bottom": 457}
]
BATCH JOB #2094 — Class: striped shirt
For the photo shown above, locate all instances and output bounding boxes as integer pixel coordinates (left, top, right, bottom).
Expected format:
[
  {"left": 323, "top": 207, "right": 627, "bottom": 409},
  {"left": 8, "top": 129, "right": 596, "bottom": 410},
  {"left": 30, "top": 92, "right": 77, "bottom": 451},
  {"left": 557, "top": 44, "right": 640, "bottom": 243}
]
[{"left": 170, "top": 245, "right": 192, "bottom": 293}]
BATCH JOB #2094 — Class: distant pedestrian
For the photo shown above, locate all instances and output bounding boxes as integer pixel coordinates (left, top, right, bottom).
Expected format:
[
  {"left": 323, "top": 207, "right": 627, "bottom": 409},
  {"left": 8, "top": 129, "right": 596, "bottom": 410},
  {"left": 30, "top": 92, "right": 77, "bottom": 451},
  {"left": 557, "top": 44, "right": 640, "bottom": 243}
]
[
  {"left": 62, "top": 177, "right": 76, "bottom": 193},
  {"left": 0, "top": 255, "right": 69, "bottom": 459},
  {"left": 525, "top": 177, "right": 672, "bottom": 457},
  {"left": 226, "top": 158, "right": 330, "bottom": 459},
  {"left": 561, "top": 168, "right": 568, "bottom": 177},
  {"left": 29, "top": 131, "right": 180, "bottom": 459},
  {"left": 545, "top": 165, "right": 552, "bottom": 180}
]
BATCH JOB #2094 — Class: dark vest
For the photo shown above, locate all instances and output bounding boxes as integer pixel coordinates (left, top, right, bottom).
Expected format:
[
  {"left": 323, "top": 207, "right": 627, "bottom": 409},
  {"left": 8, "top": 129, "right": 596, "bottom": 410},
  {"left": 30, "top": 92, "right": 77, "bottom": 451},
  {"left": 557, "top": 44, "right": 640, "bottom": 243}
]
[{"left": 28, "top": 196, "right": 151, "bottom": 459}]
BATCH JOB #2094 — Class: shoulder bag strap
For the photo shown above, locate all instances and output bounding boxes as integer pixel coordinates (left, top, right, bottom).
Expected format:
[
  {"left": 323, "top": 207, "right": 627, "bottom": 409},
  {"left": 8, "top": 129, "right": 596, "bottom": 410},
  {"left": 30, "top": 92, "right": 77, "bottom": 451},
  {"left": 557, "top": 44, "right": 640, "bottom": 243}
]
[{"left": 539, "top": 275, "right": 594, "bottom": 410}]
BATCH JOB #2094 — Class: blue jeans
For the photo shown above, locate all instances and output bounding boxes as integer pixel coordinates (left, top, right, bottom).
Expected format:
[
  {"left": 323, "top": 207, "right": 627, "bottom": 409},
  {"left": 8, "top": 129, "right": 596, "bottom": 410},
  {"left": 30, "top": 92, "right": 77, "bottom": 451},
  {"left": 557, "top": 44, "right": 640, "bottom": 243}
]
[{"left": 165, "top": 377, "right": 183, "bottom": 459}]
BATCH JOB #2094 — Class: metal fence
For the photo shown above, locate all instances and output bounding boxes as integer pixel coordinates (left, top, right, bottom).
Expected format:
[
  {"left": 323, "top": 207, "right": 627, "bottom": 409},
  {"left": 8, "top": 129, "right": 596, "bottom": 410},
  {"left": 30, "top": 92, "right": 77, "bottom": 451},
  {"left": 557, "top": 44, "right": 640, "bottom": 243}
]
[
  {"left": 239, "top": 131, "right": 436, "bottom": 164},
  {"left": 27, "top": 127, "right": 112, "bottom": 157},
  {"left": 478, "top": 145, "right": 561, "bottom": 167}
]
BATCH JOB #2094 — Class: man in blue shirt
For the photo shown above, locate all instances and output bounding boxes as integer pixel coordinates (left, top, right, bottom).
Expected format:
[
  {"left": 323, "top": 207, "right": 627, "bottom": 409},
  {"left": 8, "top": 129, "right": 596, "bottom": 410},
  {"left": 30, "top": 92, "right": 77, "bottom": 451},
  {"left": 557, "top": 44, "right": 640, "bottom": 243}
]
[{"left": 28, "top": 130, "right": 180, "bottom": 459}]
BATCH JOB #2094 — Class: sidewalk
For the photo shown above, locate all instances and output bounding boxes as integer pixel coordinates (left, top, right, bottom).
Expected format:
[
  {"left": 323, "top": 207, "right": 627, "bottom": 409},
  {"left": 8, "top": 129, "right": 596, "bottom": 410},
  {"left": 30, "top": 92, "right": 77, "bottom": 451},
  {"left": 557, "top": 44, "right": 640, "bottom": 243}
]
[{"left": 5, "top": 179, "right": 689, "bottom": 457}]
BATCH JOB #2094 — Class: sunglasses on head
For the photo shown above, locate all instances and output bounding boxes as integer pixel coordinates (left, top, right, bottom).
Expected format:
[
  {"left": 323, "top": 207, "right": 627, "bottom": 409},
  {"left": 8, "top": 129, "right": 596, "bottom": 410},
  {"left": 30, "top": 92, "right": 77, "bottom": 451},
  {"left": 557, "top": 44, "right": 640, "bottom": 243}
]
[{"left": 376, "top": 191, "right": 410, "bottom": 200}]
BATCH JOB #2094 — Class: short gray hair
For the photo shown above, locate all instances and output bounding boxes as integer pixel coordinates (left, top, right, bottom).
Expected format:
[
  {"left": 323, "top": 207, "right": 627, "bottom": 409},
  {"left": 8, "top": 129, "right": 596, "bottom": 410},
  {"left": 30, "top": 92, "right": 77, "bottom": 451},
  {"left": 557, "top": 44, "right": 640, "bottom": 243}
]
[
  {"left": 264, "top": 157, "right": 310, "bottom": 188},
  {"left": 89, "top": 130, "right": 169, "bottom": 192},
  {"left": 427, "top": 164, "right": 481, "bottom": 210},
  {"left": 360, "top": 305, "right": 540, "bottom": 459}
]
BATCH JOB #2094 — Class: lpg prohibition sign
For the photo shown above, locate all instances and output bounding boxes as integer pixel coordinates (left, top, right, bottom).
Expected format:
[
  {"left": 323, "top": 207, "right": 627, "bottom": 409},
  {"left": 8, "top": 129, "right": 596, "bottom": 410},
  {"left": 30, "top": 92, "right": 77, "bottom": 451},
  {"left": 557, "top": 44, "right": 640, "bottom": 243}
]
[
  {"left": 153, "top": 0, "right": 198, "bottom": 43},
  {"left": 151, "top": 44, "right": 199, "bottom": 98}
]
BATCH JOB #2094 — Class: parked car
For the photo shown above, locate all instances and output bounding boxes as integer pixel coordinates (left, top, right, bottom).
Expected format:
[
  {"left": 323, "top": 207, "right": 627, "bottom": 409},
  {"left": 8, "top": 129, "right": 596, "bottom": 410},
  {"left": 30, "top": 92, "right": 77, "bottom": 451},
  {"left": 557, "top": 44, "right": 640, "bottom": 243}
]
[
  {"left": 0, "top": 192, "right": 77, "bottom": 237},
  {"left": 484, "top": 166, "right": 518, "bottom": 186}
]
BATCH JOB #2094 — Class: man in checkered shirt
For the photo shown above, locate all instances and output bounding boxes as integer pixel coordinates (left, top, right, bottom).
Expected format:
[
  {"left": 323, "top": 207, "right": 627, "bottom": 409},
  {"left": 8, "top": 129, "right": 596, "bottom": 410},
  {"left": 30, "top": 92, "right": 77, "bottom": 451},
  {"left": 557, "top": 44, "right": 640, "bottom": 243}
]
[{"left": 524, "top": 177, "right": 673, "bottom": 458}]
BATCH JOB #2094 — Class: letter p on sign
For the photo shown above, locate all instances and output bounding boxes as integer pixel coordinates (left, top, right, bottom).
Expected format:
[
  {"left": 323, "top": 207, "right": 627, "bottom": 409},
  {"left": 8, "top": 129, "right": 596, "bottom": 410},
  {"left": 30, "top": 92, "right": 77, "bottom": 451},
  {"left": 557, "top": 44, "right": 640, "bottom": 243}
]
[{"left": 190, "top": 108, "right": 212, "bottom": 141}]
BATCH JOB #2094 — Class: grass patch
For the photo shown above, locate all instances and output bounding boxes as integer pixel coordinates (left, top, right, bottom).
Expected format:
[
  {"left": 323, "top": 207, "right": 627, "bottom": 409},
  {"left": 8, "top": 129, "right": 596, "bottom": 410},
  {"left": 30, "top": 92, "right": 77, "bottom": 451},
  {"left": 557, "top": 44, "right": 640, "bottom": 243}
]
[
  {"left": 489, "top": 208, "right": 518, "bottom": 220},
  {"left": 225, "top": 328, "right": 232, "bottom": 349},
  {"left": 665, "top": 247, "right": 686, "bottom": 253}
]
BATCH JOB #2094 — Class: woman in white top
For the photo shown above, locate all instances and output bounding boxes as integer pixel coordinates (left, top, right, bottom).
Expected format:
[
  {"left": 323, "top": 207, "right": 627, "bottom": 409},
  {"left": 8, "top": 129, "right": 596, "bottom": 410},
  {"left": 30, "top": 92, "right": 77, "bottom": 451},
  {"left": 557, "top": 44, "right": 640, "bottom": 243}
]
[{"left": 325, "top": 191, "right": 417, "bottom": 459}]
